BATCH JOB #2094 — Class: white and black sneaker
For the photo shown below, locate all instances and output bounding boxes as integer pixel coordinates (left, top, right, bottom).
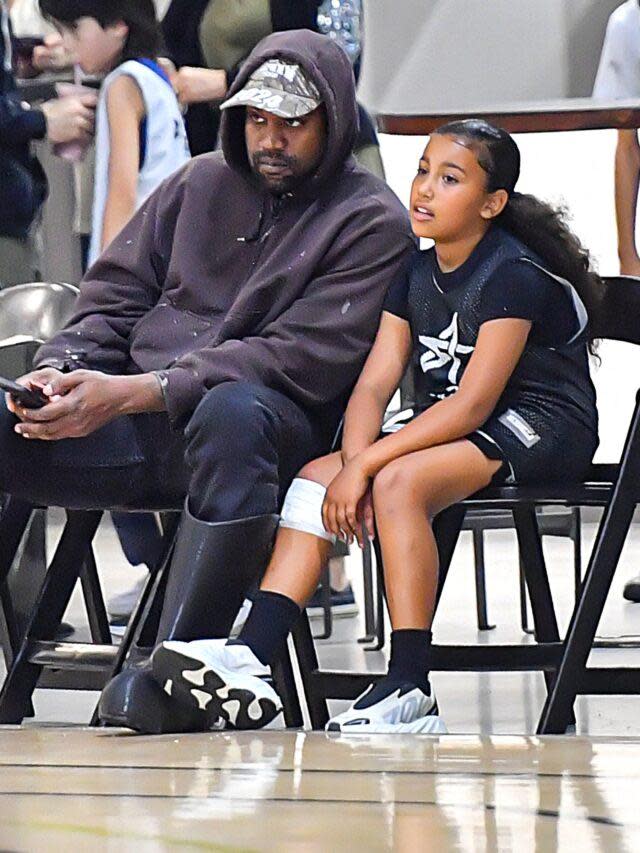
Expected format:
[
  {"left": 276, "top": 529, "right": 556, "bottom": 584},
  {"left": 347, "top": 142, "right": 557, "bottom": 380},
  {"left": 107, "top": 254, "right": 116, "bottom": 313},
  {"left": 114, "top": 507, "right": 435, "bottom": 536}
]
[
  {"left": 326, "top": 679, "right": 447, "bottom": 734},
  {"left": 150, "top": 639, "right": 284, "bottom": 730}
]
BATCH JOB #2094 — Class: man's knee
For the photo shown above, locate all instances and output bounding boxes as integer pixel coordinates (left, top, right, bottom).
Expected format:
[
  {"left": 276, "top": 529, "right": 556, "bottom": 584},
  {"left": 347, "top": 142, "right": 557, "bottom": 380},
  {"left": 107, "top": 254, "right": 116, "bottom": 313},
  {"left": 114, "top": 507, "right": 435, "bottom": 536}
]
[{"left": 186, "top": 382, "right": 272, "bottom": 447}]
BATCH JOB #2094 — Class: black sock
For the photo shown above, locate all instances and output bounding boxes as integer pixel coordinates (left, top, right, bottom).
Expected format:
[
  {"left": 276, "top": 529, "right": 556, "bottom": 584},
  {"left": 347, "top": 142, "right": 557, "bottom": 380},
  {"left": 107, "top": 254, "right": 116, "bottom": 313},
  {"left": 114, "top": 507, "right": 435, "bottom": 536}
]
[
  {"left": 352, "top": 629, "right": 433, "bottom": 710},
  {"left": 230, "top": 590, "right": 301, "bottom": 666},
  {"left": 387, "top": 628, "right": 432, "bottom": 686}
]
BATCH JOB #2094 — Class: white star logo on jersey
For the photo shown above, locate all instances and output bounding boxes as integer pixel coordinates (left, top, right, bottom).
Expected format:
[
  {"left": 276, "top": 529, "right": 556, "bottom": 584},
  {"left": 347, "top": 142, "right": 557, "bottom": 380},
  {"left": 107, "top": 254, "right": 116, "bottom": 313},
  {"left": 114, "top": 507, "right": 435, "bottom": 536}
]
[{"left": 419, "top": 312, "right": 474, "bottom": 387}]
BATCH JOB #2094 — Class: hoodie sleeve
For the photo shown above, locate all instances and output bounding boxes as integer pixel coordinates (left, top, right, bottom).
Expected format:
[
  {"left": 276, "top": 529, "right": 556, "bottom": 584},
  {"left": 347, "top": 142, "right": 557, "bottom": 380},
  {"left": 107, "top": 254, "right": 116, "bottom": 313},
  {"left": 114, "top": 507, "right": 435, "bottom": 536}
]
[
  {"left": 34, "top": 165, "right": 188, "bottom": 373},
  {"left": 161, "top": 221, "right": 415, "bottom": 428}
]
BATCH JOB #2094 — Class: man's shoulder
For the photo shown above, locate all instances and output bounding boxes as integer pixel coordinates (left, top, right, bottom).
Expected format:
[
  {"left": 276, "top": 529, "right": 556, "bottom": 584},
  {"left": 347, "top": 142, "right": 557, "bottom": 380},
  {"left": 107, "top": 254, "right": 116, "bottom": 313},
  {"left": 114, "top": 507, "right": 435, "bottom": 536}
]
[
  {"left": 334, "top": 160, "right": 410, "bottom": 229},
  {"left": 181, "top": 150, "right": 231, "bottom": 180}
]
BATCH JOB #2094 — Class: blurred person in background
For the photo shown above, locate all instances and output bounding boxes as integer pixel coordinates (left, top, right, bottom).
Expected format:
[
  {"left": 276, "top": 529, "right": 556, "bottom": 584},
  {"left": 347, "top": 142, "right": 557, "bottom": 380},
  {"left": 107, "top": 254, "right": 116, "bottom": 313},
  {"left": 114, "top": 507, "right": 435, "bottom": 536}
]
[
  {"left": 593, "top": 0, "right": 640, "bottom": 604},
  {"left": 162, "top": 0, "right": 384, "bottom": 180},
  {"left": 0, "top": 0, "right": 95, "bottom": 286},
  {"left": 38, "top": 0, "right": 190, "bottom": 625}
]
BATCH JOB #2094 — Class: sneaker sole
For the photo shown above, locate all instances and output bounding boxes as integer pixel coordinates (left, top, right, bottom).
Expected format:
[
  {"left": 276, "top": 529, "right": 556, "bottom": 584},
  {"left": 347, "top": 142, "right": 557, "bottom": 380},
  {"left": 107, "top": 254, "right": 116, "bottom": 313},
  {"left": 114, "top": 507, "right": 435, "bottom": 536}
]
[
  {"left": 326, "top": 715, "right": 448, "bottom": 735},
  {"left": 326, "top": 701, "right": 443, "bottom": 734},
  {"left": 151, "top": 645, "right": 283, "bottom": 731}
]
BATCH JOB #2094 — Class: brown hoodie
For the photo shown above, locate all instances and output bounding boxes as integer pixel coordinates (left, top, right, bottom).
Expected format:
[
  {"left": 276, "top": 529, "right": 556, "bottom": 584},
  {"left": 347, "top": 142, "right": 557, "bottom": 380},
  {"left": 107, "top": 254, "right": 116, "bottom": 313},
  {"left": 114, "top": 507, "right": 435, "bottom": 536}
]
[{"left": 35, "top": 30, "right": 413, "bottom": 429}]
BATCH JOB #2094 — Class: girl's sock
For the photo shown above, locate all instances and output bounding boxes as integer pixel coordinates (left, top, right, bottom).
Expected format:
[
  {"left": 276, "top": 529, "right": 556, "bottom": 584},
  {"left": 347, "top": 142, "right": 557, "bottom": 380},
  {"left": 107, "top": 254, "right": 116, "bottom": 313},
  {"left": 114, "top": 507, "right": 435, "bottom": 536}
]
[
  {"left": 352, "top": 628, "right": 433, "bottom": 710},
  {"left": 230, "top": 590, "right": 301, "bottom": 665},
  {"left": 387, "top": 628, "right": 433, "bottom": 686}
]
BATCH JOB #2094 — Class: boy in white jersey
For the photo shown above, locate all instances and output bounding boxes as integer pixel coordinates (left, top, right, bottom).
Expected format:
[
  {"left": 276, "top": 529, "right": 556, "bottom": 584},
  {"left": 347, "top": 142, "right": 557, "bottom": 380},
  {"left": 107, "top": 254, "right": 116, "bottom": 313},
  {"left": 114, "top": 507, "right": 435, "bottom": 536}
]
[
  {"left": 38, "top": 0, "right": 190, "bottom": 607},
  {"left": 39, "top": 0, "right": 190, "bottom": 265}
]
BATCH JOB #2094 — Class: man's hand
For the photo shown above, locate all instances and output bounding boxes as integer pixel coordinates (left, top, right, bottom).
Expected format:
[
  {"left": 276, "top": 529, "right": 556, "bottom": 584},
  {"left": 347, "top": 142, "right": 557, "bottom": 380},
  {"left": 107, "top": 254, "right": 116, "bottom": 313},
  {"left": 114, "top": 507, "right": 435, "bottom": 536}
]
[
  {"left": 5, "top": 367, "right": 63, "bottom": 415},
  {"left": 174, "top": 67, "right": 227, "bottom": 105},
  {"left": 9, "top": 370, "right": 165, "bottom": 441},
  {"left": 41, "top": 93, "right": 97, "bottom": 145}
]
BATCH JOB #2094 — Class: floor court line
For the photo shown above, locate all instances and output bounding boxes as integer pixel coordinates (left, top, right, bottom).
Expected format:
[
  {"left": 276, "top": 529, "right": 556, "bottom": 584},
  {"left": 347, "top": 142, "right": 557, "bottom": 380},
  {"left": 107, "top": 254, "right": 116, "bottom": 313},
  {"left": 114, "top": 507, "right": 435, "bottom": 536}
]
[
  {"left": 0, "top": 791, "right": 632, "bottom": 828},
  {"left": 0, "top": 762, "right": 628, "bottom": 779}
]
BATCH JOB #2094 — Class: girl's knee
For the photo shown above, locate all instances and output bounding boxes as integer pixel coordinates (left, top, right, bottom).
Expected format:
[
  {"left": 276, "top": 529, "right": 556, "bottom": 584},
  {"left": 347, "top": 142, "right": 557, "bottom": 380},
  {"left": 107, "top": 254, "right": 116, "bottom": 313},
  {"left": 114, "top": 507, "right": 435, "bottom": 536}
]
[
  {"left": 297, "top": 451, "right": 341, "bottom": 488},
  {"left": 373, "top": 459, "right": 423, "bottom": 507}
]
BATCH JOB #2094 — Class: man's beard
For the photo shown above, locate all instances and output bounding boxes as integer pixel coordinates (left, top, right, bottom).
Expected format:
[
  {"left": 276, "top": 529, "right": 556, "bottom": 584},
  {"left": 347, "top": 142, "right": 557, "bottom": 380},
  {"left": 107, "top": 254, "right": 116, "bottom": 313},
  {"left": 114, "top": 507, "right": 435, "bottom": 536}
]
[{"left": 250, "top": 151, "right": 302, "bottom": 193}]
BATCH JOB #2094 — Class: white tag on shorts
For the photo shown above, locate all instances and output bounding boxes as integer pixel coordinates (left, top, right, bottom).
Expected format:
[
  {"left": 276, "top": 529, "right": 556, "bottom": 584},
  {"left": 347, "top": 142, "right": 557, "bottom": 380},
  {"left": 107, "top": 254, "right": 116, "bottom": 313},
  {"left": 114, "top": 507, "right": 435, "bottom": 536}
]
[{"left": 498, "top": 409, "right": 540, "bottom": 448}]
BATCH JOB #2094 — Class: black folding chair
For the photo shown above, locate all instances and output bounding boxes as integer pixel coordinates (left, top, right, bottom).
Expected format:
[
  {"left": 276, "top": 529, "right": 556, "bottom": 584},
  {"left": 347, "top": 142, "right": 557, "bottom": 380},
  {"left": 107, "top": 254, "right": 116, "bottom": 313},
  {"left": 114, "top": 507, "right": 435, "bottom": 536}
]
[{"left": 288, "top": 275, "right": 640, "bottom": 733}]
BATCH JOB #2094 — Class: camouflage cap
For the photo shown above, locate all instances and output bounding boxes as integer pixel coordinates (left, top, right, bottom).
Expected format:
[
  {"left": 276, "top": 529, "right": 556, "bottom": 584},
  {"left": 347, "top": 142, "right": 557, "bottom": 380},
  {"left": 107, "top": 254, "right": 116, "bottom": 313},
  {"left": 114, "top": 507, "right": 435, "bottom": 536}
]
[{"left": 220, "top": 58, "right": 322, "bottom": 119}]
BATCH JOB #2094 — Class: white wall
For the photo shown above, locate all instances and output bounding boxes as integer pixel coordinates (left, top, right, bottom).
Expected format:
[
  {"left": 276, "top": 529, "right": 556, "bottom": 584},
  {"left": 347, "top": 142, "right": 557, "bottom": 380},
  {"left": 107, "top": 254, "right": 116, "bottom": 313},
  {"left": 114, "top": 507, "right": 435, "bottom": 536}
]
[{"left": 359, "top": 0, "right": 622, "bottom": 113}]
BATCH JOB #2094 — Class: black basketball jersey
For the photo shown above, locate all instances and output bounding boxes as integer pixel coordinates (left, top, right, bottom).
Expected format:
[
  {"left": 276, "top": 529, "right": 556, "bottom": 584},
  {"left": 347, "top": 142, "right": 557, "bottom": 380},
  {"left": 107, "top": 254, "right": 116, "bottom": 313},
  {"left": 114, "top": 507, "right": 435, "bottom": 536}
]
[{"left": 402, "top": 227, "right": 598, "bottom": 437}]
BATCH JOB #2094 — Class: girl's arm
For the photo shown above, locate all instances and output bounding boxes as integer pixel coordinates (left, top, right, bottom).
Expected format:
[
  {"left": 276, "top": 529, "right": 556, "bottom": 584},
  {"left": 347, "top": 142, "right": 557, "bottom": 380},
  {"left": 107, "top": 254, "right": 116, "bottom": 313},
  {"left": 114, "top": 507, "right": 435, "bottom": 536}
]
[
  {"left": 359, "top": 317, "right": 532, "bottom": 478},
  {"left": 101, "top": 75, "right": 146, "bottom": 254},
  {"left": 322, "top": 317, "right": 532, "bottom": 542},
  {"left": 341, "top": 311, "right": 413, "bottom": 462}
]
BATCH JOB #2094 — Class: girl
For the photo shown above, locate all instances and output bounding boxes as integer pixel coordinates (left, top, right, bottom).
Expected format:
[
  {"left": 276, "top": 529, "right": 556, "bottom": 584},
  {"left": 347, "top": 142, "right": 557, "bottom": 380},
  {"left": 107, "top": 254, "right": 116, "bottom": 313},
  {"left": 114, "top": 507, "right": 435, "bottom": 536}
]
[
  {"left": 39, "top": 0, "right": 190, "bottom": 266},
  {"left": 148, "top": 120, "right": 601, "bottom": 734}
]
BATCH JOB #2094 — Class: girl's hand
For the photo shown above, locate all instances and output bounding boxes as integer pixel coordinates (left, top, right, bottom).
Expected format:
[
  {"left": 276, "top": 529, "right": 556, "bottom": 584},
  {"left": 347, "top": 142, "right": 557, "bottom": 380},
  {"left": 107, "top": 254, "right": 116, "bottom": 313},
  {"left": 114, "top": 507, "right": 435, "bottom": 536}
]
[{"left": 322, "top": 458, "right": 371, "bottom": 544}]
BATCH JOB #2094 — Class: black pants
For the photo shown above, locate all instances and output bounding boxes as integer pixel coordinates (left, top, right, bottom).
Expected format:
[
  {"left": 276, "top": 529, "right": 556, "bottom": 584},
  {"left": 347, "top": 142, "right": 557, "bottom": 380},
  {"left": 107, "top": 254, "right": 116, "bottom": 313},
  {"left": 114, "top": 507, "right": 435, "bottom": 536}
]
[{"left": 0, "top": 381, "right": 332, "bottom": 522}]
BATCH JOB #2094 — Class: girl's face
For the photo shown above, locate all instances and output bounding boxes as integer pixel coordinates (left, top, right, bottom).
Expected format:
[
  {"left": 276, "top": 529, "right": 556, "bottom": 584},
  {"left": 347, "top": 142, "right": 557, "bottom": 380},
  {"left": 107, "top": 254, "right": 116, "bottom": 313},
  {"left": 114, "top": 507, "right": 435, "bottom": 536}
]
[
  {"left": 409, "top": 134, "right": 507, "bottom": 242},
  {"left": 57, "top": 16, "right": 127, "bottom": 76}
]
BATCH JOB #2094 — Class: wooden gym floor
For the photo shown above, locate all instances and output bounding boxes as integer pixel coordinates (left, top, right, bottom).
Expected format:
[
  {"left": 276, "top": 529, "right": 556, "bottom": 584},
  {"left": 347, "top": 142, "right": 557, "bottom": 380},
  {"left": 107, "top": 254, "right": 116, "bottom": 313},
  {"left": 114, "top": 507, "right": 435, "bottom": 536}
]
[{"left": 0, "top": 728, "right": 638, "bottom": 851}]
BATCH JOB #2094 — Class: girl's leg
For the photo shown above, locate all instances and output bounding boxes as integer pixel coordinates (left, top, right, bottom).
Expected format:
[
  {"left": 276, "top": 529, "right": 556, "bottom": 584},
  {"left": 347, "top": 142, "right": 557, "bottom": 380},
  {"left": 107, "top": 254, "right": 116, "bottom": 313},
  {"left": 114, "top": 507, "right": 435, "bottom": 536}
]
[
  {"left": 372, "top": 439, "right": 502, "bottom": 630},
  {"left": 259, "top": 450, "right": 344, "bottom": 606},
  {"left": 325, "top": 440, "right": 501, "bottom": 733}
]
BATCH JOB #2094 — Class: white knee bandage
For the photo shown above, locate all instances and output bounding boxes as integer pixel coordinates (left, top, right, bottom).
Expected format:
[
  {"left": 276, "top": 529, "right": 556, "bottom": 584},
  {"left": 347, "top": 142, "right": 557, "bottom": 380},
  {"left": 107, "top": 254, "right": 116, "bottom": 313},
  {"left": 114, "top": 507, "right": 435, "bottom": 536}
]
[{"left": 279, "top": 478, "right": 335, "bottom": 543}]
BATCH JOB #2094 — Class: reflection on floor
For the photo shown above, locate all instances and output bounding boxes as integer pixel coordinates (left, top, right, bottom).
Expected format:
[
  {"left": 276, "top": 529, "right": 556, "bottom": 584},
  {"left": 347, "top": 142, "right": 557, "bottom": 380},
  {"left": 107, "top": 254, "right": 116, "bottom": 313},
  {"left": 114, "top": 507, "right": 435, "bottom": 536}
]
[
  {"left": 10, "top": 512, "right": 639, "bottom": 736},
  {"left": 0, "top": 728, "right": 638, "bottom": 851}
]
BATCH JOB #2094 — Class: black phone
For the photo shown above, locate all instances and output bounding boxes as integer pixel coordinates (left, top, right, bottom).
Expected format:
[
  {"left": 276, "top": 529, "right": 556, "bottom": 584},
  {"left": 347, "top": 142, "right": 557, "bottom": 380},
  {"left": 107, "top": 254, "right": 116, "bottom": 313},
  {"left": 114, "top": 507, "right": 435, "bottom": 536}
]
[{"left": 0, "top": 377, "right": 48, "bottom": 409}]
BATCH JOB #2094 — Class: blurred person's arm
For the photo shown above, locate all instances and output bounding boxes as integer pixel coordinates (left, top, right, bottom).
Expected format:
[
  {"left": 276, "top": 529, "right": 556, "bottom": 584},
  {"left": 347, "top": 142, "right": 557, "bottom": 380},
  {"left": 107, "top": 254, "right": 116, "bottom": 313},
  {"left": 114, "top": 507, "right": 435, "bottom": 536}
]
[
  {"left": 100, "top": 74, "right": 145, "bottom": 253},
  {"left": 615, "top": 130, "right": 640, "bottom": 276},
  {"left": 32, "top": 33, "right": 75, "bottom": 72},
  {"left": 173, "top": 66, "right": 226, "bottom": 105}
]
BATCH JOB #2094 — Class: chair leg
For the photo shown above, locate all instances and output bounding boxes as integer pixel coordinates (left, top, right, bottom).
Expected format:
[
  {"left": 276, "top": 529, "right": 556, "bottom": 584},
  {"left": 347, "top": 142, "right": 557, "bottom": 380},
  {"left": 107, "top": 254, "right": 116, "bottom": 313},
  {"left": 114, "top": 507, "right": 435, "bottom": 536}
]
[
  {"left": 313, "top": 564, "right": 333, "bottom": 641},
  {"left": 366, "top": 537, "right": 386, "bottom": 652},
  {"left": 572, "top": 507, "right": 582, "bottom": 603},
  {"left": 513, "top": 506, "right": 573, "bottom": 725},
  {"left": 472, "top": 528, "right": 495, "bottom": 631},
  {"left": 0, "top": 497, "right": 33, "bottom": 582},
  {"left": 80, "top": 549, "right": 112, "bottom": 645},
  {"left": 358, "top": 533, "right": 377, "bottom": 644},
  {"left": 0, "top": 510, "right": 102, "bottom": 724},
  {"left": 271, "top": 641, "right": 304, "bottom": 728},
  {"left": 538, "top": 485, "right": 637, "bottom": 734},
  {"left": 519, "top": 558, "right": 534, "bottom": 635},
  {"left": 433, "top": 505, "right": 465, "bottom": 612},
  {"left": 290, "top": 612, "right": 330, "bottom": 730}
]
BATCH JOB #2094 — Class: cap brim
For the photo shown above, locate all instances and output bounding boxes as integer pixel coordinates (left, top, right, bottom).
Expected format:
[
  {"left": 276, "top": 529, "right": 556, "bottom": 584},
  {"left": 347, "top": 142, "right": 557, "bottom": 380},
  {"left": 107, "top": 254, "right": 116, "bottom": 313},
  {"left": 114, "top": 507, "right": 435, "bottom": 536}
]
[{"left": 220, "top": 86, "right": 320, "bottom": 119}]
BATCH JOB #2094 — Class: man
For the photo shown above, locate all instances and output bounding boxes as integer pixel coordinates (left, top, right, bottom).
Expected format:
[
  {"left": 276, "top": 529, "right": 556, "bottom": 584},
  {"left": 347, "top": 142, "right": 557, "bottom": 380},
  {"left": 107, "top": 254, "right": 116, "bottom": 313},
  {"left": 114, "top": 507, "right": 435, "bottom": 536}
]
[
  {"left": 593, "top": 0, "right": 640, "bottom": 603},
  {"left": 0, "top": 29, "right": 413, "bottom": 730},
  {"left": 0, "top": 0, "right": 96, "bottom": 286}
]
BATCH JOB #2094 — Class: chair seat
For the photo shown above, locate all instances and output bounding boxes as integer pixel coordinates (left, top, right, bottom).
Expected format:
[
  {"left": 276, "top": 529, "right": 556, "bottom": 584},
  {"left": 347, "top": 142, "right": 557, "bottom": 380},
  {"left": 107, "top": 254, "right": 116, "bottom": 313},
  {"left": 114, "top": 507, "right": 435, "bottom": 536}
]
[{"left": 464, "top": 480, "right": 613, "bottom": 509}]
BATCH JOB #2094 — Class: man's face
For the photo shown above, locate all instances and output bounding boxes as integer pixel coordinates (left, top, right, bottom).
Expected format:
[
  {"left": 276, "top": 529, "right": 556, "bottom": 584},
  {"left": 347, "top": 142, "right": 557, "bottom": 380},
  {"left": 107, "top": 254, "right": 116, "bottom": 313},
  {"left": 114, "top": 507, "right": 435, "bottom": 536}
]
[{"left": 245, "top": 106, "right": 327, "bottom": 193}]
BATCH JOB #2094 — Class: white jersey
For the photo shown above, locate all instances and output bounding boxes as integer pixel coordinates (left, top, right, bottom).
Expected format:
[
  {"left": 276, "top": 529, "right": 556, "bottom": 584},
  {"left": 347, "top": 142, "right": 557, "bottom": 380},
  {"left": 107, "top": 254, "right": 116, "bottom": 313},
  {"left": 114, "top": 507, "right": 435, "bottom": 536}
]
[
  {"left": 89, "top": 59, "right": 190, "bottom": 266},
  {"left": 593, "top": 0, "right": 640, "bottom": 100}
]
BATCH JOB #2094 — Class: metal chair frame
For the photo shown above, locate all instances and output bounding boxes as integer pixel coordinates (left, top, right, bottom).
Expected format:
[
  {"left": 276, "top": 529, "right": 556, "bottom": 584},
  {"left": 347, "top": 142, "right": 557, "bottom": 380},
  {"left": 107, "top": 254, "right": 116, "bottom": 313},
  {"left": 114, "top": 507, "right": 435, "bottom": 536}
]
[{"left": 286, "top": 276, "right": 640, "bottom": 734}]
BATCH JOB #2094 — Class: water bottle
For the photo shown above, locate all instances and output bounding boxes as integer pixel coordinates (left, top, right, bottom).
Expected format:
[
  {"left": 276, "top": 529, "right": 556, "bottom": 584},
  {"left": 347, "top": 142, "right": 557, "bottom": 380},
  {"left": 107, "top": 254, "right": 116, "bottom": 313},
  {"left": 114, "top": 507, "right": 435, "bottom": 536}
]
[{"left": 317, "top": 0, "right": 362, "bottom": 65}]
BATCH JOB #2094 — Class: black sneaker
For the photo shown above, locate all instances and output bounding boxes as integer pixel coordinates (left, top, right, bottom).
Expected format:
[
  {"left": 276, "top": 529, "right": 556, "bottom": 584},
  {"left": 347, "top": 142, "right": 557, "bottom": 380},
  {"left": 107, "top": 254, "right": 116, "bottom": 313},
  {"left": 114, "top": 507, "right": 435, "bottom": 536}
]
[{"left": 306, "top": 584, "right": 358, "bottom": 619}]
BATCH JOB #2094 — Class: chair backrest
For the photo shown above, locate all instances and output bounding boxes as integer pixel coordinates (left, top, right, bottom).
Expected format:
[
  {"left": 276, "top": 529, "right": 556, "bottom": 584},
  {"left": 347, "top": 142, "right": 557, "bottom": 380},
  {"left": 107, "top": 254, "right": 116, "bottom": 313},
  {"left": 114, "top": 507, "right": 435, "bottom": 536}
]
[
  {"left": 593, "top": 276, "right": 640, "bottom": 345},
  {"left": 0, "top": 282, "right": 79, "bottom": 346}
]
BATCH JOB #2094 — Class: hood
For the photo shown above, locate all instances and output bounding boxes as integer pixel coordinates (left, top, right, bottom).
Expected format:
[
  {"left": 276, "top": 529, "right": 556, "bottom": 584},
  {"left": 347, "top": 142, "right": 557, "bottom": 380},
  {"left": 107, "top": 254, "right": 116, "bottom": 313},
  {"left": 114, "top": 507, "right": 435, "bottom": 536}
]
[{"left": 220, "top": 29, "right": 359, "bottom": 193}]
